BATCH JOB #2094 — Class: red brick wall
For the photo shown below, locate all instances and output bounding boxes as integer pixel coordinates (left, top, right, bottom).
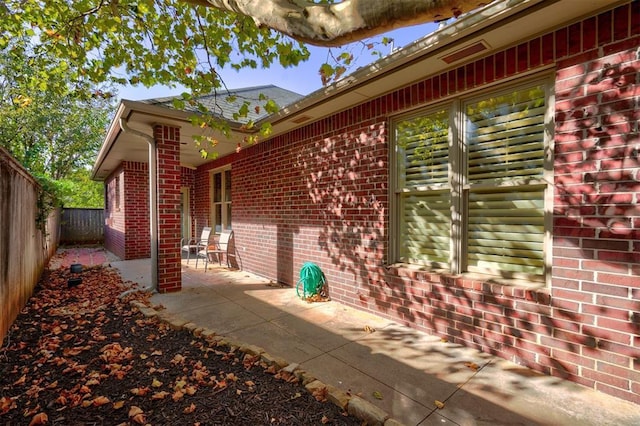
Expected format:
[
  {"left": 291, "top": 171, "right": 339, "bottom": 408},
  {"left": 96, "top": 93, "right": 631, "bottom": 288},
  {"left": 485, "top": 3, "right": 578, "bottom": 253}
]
[
  {"left": 104, "top": 162, "right": 150, "bottom": 260},
  {"left": 123, "top": 162, "right": 150, "bottom": 260},
  {"left": 194, "top": 3, "right": 640, "bottom": 403},
  {"left": 155, "top": 125, "right": 182, "bottom": 292},
  {"left": 104, "top": 166, "right": 125, "bottom": 259},
  {"left": 551, "top": 3, "right": 640, "bottom": 400}
]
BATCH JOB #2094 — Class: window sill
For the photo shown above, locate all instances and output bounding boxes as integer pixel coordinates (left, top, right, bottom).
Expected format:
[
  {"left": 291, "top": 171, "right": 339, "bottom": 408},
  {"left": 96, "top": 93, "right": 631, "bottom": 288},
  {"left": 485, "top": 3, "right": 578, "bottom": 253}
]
[{"left": 386, "top": 263, "right": 547, "bottom": 291}]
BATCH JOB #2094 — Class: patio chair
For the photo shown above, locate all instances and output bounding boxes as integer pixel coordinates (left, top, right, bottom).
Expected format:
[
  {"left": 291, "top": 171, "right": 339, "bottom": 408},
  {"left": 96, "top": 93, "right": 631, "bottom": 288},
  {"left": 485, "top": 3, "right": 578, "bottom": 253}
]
[
  {"left": 181, "top": 227, "right": 212, "bottom": 264},
  {"left": 196, "top": 230, "right": 234, "bottom": 271}
]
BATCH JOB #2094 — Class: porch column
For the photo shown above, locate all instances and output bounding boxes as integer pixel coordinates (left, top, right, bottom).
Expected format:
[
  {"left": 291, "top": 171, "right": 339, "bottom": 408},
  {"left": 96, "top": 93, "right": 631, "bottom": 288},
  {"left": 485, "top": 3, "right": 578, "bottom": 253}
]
[{"left": 154, "top": 124, "right": 182, "bottom": 292}]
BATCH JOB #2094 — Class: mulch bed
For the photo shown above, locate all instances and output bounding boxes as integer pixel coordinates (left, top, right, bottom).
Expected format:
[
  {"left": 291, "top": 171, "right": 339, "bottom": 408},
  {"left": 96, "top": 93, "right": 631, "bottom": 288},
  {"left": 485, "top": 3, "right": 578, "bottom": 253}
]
[{"left": 0, "top": 264, "right": 361, "bottom": 425}]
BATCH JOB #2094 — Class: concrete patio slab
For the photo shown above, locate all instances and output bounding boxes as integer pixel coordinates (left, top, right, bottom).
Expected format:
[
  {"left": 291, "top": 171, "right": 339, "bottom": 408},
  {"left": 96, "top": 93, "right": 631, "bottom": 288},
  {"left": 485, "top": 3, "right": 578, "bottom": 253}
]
[
  {"left": 302, "top": 353, "right": 434, "bottom": 426},
  {"left": 270, "top": 313, "right": 354, "bottom": 353},
  {"left": 172, "top": 302, "right": 265, "bottom": 335},
  {"left": 329, "top": 340, "right": 465, "bottom": 405},
  {"left": 243, "top": 287, "right": 325, "bottom": 315},
  {"left": 230, "top": 296, "right": 294, "bottom": 321},
  {"left": 356, "top": 325, "right": 493, "bottom": 381},
  {"left": 226, "top": 321, "right": 326, "bottom": 364},
  {"left": 151, "top": 287, "right": 226, "bottom": 311},
  {"left": 110, "top": 258, "right": 153, "bottom": 290}
]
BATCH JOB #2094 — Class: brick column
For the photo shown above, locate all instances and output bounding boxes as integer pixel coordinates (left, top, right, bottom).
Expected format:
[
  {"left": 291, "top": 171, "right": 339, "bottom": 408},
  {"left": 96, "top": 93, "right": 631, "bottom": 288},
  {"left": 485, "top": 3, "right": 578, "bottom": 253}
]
[{"left": 154, "top": 124, "right": 182, "bottom": 292}]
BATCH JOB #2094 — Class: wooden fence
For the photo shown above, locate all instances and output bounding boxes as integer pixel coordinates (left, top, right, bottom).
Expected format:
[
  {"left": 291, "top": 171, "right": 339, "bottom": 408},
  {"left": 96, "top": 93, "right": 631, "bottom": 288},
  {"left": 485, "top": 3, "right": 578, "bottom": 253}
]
[
  {"left": 60, "top": 208, "right": 104, "bottom": 244},
  {"left": 0, "top": 147, "right": 60, "bottom": 343}
]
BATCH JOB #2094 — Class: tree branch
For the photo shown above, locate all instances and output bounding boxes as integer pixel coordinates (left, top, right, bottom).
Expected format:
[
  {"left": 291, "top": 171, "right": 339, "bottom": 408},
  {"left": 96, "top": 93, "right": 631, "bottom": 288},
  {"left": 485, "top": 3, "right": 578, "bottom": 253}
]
[{"left": 181, "top": 0, "right": 489, "bottom": 47}]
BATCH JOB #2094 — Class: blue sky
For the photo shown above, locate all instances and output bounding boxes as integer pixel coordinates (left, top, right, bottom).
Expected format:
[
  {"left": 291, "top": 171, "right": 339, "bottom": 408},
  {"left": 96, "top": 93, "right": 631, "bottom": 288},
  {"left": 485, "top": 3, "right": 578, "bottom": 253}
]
[{"left": 118, "top": 21, "right": 441, "bottom": 101}]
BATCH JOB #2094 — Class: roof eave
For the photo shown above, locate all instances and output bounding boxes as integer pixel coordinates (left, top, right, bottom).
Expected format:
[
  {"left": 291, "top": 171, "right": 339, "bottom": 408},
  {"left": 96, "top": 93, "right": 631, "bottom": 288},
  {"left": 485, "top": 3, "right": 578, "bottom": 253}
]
[{"left": 260, "top": 0, "right": 545, "bottom": 130}]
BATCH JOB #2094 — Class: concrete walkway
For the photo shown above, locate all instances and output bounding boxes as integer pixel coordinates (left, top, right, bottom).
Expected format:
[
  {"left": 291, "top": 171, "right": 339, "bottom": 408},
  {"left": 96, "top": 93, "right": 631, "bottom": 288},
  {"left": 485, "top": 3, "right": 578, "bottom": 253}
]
[{"left": 102, "top": 252, "right": 640, "bottom": 425}]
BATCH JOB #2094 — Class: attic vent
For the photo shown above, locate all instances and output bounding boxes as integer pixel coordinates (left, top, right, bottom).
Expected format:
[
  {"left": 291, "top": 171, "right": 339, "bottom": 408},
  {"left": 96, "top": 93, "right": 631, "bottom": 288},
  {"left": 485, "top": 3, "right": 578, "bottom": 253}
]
[
  {"left": 291, "top": 115, "right": 312, "bottom": 124},
  {"left": 441, "top": 41, "right": 488, "bottom": 64}
]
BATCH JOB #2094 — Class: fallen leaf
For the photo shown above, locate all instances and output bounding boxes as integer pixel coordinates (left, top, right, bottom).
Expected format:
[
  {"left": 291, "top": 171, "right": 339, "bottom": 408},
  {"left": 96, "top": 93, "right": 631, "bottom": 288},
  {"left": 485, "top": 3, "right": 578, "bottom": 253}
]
[
  {"left": 435, "top": 400, "right": 445, "bottom": 409},
  {"left": 171, "top": 354, "right": 185, "bottom": 364},
  {"left": 132, "top": 413, "right": 146, "bottom": 425},
  {"left": 464, "top": 362, "right": 480, "bottom": 371},
  {"left": 183, "top": 403, "right": 196, "bottom": 414},
  {"left": 113, "top": 400, "right": 125, "bottom": 409},
  {"left": 63, "top": 347, "right": 85, "bottom": 356},
  {"left": 174, "top": 379, "right": 187, "bottom": 391},
  {"left": 130, "top": 387, "right": 150, "bottom": 396},
  {"left": 312, "top": 386, "right": 328, "bottom": 402},
  {"left": 151, "top": 378, "right": 163, "bottom": 388},
  {"left": 372, "top": 391, "right": 383, "bottom": 400},
  {"left": 172, "top": 390, "right": 184, "bottom": 401},
  {"left": 13, "top": 375, "right": 26, "bottom": 386},
  {"left": 92, "top": 396, "right": 110, "bottom": 406},
  {"left": 152, "top": 391, "right": 170, "bottom": 400},
  {"left": 128, "top": 406, "right": 144, "bottom": 417},
  {"left": 28, "top": 412, "right": 48, "bottom": 426},
  {"left": 364, "top": 325, "right": 376, "bottom": 333},
  {"left": 0, "top": 396, "right": 17, "bottom": 414}
]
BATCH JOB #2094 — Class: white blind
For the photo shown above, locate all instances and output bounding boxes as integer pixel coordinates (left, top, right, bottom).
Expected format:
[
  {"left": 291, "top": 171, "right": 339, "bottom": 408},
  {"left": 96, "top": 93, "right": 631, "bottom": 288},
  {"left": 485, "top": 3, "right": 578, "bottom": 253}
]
[
  {"left": 467, "top": 187, "right": 545, "bottom": 277},
  {"left": 466, "top": 86, "right": 545, "bottom": 183},
  {"left": 396, "top": 110, "right": 450, "bottom": 267},
  {"left": 397, "top": 109, "right": 449, "bottom": 188},
  {"left": 401, "top": 191, "right": 450, "bottom": 266},
  {"left": 464, "top": 85, "right": 546, "bottom": 278}
]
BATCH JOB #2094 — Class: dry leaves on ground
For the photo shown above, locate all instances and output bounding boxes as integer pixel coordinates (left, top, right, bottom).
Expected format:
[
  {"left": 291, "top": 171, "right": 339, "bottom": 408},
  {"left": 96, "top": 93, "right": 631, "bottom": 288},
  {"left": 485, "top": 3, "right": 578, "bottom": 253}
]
[{"left": 0, "top": 262, "right": 359, "bottom": 425}]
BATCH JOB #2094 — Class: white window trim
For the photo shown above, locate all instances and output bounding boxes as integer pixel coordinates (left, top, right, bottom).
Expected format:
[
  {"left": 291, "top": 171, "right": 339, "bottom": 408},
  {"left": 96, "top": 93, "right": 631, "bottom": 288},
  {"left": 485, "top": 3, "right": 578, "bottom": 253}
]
[
  {"left": 390, "top": 74, "right": 555, "bottom": 286},
  {"left": 210, "top": 165, "right": 232, "bottom": 234},
  {"left": 180, "top": 187, "right": 191, "bottom": 239}
]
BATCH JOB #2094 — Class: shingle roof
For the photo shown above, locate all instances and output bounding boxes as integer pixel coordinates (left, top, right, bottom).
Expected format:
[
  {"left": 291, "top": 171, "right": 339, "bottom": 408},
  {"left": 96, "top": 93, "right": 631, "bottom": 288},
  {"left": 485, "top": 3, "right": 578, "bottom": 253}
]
[{"left": 138, "top": 84, "right": 303, "bottom": 124}]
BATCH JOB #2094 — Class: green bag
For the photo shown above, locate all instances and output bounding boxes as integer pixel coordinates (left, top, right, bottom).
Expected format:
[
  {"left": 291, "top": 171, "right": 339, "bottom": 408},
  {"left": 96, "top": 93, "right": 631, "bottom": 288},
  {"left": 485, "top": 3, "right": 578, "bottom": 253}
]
[{"left": 296, "top": 262, "right": 325, "bottom": 299}]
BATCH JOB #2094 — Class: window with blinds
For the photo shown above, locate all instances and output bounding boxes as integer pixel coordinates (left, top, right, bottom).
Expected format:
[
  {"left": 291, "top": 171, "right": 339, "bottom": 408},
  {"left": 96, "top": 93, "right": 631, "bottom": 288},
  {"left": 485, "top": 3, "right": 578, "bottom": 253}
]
[
  {"left": 396, "top": 109, "right": 451, "bottom": 267},
  {"left": 465, "top": 86, "right": 547, "bottom": 278},
  {"left": 212, "top": 167, "right": 232, "bottom": 233},
  {"left": 392, "top": 80, "right": 551, "bottom": 282}
]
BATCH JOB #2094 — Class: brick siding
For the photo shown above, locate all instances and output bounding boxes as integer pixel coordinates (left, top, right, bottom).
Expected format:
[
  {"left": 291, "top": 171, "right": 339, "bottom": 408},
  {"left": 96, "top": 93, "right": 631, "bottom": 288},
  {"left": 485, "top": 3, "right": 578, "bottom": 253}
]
[
  {"left": 155, "top": 125, "right": 182, "bottom": 292},
  {"left": 194, "top": 2, "right": 640, "bottom": 403},
  {"left": 104, "top": 162, "right": 150, "bottom": 260}
]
